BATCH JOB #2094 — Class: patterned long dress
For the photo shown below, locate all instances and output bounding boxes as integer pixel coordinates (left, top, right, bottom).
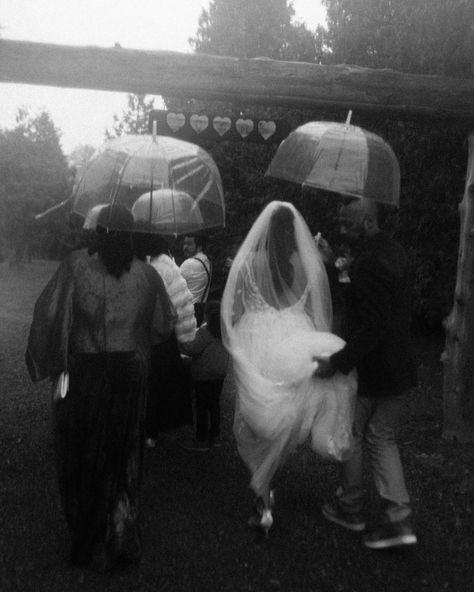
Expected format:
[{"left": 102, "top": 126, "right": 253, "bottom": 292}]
[{"left": 26, "top": 250, "right": 173, "bottom": 570}]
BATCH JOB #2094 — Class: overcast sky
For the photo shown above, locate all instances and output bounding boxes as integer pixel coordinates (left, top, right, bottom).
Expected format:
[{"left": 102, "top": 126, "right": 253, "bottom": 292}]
[{"left": 0, "top": 0, "right": 326, "bottom": 154}]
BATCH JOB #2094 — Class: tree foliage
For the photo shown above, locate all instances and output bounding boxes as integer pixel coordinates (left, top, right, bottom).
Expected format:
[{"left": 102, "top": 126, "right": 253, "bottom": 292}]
[
  {"left": 174, "top": 0, "right": 326, "bottom": 289},
  {"left": 321, "top": 0, "right": 473, "bottom": 77},
  {"left": 0, "top": 109, "right": 74, "bottom": 262},
  {"left": 68, "top": 143, "right": 96, "bottom": 185},
  {"left": 106, "top": 94, "right": 156, "bottom": 138},
  {"left": 319, "top": 0, "right": 473, "bottom": 330},
  {"left": 190, "top": 0, "right": 323, "bottom": 62}
]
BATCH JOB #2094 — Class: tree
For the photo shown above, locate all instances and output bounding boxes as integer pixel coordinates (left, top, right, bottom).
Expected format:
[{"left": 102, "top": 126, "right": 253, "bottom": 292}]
[
  {"left": 0, "top": 108, "right": 74, "bottom": 262},
  {"left": 69, "top": 143, "right": 96, "bottom": 185},
  {"left": 175, "top": 0, "right": 325, "bottom": 283},
  {"left": 321, "top": 0, "right": 473, "bottom": 77},
  {"left": 190, "top": 0, "right": 323, "bottom": 62},
  {"left": 106, "top": 94, "right": 156, "bottom": 138},
  {"left": 317, "top": 0, "right": 472, "bottom": 331}
]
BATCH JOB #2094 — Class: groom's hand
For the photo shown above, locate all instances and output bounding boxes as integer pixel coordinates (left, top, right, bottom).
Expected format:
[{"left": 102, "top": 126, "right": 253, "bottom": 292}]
[
  {"left": 315, "top": 235, "right": 336, "bottom": 265},
  {"left": 313, "top": 356, "right": 336, "bottom": 379}
]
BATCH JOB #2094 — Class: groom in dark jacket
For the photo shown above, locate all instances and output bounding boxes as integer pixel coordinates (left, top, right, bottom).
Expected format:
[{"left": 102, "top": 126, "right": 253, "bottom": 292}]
[{"left": 315, "top": 198, "right": 418, "bottom": 550}]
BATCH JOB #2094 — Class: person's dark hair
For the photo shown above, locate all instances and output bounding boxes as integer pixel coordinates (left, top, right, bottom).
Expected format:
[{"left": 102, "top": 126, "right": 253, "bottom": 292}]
[
  {"left": 268, "top": 205, "right": 295, "bottom": 291},
  {"left": 132, "top": 232, "right": 169, "bottom": 260},
  {"left": 96, "top": 205, "right": 134, "bottom": 278},
  {"left": 342, "top": 196, "right": 380, "bottom": 223},
  {"left": 184, "top": 233, "right": 207, "bottom": 251},
  {"left": 204, "top": 300, "right": 222, "bottom": 339}
]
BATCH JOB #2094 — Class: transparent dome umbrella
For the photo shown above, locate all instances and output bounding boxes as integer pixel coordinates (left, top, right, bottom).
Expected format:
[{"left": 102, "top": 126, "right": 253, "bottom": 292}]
[
  {"left": 72, "top": 134, "right": 225, "bottom": 234},
  {"left": 131, "top": 188, "right": 206, "bottom": 236},
  {"left": 266, "top": 113, "right": 400, "bottom": 206}
]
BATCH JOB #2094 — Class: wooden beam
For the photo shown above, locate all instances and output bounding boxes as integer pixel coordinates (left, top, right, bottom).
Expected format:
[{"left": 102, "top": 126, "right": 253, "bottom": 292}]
[{"left": 1, "top": 39, "right": 474, "bottom": 122}]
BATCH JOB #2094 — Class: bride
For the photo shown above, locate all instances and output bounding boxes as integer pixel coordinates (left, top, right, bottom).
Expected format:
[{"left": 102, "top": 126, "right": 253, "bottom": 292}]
[{"left": 221, "top": 201, "right": 357, "bottom": 534}]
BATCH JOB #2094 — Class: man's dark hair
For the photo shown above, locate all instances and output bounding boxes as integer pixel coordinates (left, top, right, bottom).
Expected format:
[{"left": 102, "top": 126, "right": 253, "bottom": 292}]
[
  {"left": 341, "top": 197, "right": 380, "bottom": 223},
  {"left": 184, "top": 233, "right": 207, "bottom": 251}
]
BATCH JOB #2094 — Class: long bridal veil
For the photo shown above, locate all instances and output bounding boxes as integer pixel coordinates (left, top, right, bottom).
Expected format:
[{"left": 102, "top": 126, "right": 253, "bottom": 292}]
[{"left": 221, "top": 201, "right": 356, "bottom": 497}]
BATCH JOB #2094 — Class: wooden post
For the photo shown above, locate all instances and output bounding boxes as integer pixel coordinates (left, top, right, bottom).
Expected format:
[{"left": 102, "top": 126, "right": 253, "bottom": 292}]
[{"left": 442, "top": 133, "right": 474, "bottom": 442}]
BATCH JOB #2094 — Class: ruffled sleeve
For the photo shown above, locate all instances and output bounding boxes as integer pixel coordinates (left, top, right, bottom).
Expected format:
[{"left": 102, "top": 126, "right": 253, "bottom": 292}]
[
  {"left": 147, "top": 264, "right": 177, "bottom": 345},
  {"left": 151, "top": 255, "right": 197, "bottom": 344}
]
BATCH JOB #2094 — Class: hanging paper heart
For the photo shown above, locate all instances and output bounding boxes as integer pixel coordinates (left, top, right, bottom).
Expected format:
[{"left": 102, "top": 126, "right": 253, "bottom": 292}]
[
  {"left": 258, "top": 120, "right": 276, "bottom": 140},
  {"left": 190, "top": 114, "right": 209, "bottom": 134},
  {"left": 236, "top": 118, "right": 254, "bottom": 138},
  {"left": 166, "top": 112, "right": 186, "bottom": 133},
  {"left": 213, "top": 116, "right": 232, "bottom": 137}
]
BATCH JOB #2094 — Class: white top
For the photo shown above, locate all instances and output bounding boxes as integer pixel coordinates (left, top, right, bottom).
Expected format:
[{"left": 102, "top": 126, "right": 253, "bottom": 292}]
[{"left": 180, "top": 251, "right": 211, "bottom": 304}]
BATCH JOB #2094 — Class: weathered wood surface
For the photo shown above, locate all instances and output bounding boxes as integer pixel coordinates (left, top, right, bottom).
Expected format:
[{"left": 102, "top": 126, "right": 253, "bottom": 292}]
[
  {"left": 1, "top": 39, "right": 474, "bottom": 121},
  {"left": 442, "top": 134, "right": 474, "bottom": 442}
]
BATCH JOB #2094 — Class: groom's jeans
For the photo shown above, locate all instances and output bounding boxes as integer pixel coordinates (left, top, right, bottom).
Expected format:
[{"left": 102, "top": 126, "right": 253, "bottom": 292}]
[{"left": 337, "top": 392, "right": 412, "bottom": 523}]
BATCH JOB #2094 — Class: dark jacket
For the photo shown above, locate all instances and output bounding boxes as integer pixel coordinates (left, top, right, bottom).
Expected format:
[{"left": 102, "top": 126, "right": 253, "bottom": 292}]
[{"left": 330, "top": 231, "right": 417, "bottom": 397}]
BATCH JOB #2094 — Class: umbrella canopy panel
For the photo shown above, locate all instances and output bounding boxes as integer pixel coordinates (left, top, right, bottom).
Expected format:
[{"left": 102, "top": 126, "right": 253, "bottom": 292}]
[
  {"left": 266, "top": 121, "right": 400, "bottom": 206},
  {"left": 131, "top": 189, "right": 205, "bottom": 236},
  {"left": 72, "top": 134, "right": 225, "bottom": 235}
]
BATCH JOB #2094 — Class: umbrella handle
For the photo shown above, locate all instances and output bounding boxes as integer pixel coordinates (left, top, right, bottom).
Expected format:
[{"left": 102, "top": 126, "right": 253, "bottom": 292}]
[
  {"left": 345, "top": 110, "right": 352, "bottom": 126},
  {"left": 34, "top": 197, "right": 72, "bottom": 220}
]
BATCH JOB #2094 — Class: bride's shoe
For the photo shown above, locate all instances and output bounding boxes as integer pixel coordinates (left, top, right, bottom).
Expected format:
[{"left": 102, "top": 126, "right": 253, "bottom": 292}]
[{"left": 248, "top": 490, "right": 275, "bottom": 535}]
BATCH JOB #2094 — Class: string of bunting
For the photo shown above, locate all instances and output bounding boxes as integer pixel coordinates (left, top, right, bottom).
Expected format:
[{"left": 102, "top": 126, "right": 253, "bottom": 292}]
[{"left": 148, "top": 110, "right": 290, "bottom": 144}]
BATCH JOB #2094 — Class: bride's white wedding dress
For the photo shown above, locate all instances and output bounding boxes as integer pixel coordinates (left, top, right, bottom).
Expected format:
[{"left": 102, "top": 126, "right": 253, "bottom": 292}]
[
  {"left": 221, "top": 201, "right": 357, "bottom": 500},
  {"left": 231, "top": 283, "right": 356, "bottom": 496}
]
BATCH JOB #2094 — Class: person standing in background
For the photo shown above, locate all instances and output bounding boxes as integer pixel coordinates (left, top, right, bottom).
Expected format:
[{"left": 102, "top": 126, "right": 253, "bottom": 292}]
[
  {"left": 133, "top": 233, "right": 196, "bottom": 449},
  {"left": 180, "top": 234, "right": 212, "bottom": 326},
  {"left": 180, "top": 300, "right": 229, "bottom": 452}
]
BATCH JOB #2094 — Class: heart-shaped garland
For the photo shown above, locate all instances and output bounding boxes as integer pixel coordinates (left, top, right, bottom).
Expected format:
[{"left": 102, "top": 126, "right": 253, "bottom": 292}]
[
  {"left": 190, "top": 114, "right": 209, "bottom": 134},
  {"left": 166, "top": 112, "right": 186, "bottom": 132},
  {"left": 258, "top": 120, "right": 276, "bottom": 140},
  {"left": 235, "top": 118, "right": 254, "bottom": 138},
  {"left": 164, "top": 113, "right": 278, "bottom": 141},
  {"left": 213, "top": 116, "right": 232, "bottom": 136}
]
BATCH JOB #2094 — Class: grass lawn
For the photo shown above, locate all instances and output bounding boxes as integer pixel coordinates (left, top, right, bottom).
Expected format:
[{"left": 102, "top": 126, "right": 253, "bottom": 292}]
[{"left": 0, "top": 259, "right": 473, "bottom": 592}]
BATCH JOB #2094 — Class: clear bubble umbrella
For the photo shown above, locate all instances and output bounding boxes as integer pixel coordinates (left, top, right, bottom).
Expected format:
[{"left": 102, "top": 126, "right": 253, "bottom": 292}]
[
  {"left": 131, "top": 188, "right": 205, "bottom": 236},
  {"left": 266, "top": 112, "right": 400, "bottom": 206},
  {"left": 72, "top": 133, "right": 225, "bottom": 235}
]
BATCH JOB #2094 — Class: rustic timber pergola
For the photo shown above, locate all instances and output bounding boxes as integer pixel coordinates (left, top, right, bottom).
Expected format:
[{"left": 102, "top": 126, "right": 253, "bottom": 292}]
[{"left": 1, "top": 39, "right": 473, "bottom": 441}]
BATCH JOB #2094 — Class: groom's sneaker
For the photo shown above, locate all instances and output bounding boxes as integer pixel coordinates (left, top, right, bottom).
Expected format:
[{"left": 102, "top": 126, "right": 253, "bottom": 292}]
[
  {"left": 363, "top": 518, "right": 417, "bottom": 549},
  {"left": 321, "top": 502, "right": 366, "bottom": 532}
]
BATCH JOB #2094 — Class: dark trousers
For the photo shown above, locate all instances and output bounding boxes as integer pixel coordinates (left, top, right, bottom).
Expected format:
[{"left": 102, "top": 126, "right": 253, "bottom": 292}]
[
  {"left": 194, "top": 303, "right": 205, "bottom": 327},
  {"left": 147, "top": 335, "right": 192, "bottom": 436},
  {"left": 194, "top": 379, "right": 224, "bottom": 443},
  {"left": 338, "top": 393, "right": 411, "bottom": 523}
]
